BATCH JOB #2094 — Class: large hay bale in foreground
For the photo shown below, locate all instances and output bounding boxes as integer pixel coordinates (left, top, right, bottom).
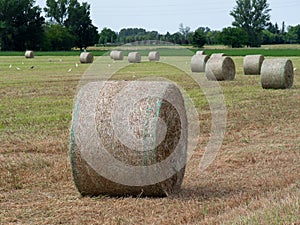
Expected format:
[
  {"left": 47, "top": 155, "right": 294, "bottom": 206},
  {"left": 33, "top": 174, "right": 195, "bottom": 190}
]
[
  {"left": 70, "top": 81, "right": 187, "bottom": 197},
  {"left": 191, "top": 54, "right": 210, "bottom": 72},
  {"left": 110, "top": 51, "right": 124, "bottom": 60},
  {"left": 148, "top": 51, "right": 160, "bottom": 61},
  {"left": 128, "top": 52, "right": 141, "bottom": 63},
  {"left": 205, "top": 56, "right": 236, "bottom": 81},
  {"left": 25, "top": 50, "right": 34, "bottom": 58},
  {"left": 261, "top": 58, "right": 294, "bottom": 89},
  {"left": 244, "top": 55, "right": 265, "bottom": 75},
  {"left": 80, "top": 52, "right": 94, "bottom": 64}
]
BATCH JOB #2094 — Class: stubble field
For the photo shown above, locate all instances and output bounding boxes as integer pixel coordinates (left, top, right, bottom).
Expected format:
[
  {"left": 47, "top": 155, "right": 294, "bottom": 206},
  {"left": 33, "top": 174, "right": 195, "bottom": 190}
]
[{"left": 0, "top": 51, "right": 299, "bottom": 224}]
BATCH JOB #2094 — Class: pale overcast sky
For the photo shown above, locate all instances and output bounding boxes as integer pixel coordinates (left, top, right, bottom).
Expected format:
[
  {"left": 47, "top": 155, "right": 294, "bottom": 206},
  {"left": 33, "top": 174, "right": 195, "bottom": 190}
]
[{"left": 35, "top": 0, "right": 300, "bottom": 33}]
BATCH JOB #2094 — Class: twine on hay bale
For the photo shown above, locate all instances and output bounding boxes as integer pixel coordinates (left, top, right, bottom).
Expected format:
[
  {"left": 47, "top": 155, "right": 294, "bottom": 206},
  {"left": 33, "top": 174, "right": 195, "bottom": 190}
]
[
  {"left": 70, "top": 81, "right": 187, "bottom": 197},
  {"left": 148, "top": 51, "right": 160, "bottom": 61},
  {"left": 80, "top": 52, "right": 94, "bottom": 64},
  {"left": 196, "top": 51, "right": 205, "bottom": 55},
  {"left": 110, "top": 50, "right": 124, "bottom": 60},
  {"left": 205, "top": 56, "right": 236, "bottom": 81},
  {"left": 128, "top": 52, "right": 141, "bottom": 63},
  {"left": 191, "top": 54, "right": 210, "bottom": 73},
  {"left": 243, "top": 55, "right": 265, "bottom": 75},
  {"left": 261, "top": 58, "right": 294, "bottom": 89},
  {"left": 25, "top": 50, "right": 34, "bottom": 58}
]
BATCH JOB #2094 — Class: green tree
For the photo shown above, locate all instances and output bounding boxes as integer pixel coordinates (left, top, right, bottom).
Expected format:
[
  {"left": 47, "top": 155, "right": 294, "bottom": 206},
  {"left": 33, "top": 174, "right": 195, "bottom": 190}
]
[
  {"left": 64, "top": 0, "right": 99, "bottom": 49},
  {"left": 41, "top": 23, "right": 74, "bottom": 50},
  {"left": 218, "top": 27, "right": 247, "bottom": 48},
  {"left": 192, "top": 27, "right": 207, "bottom": 48},
  {"left": 286, "top": 25, "right": 300, "bottom": 44},
  {"left": 0, "top": 0, "right": 45, "bottom": 50},
  {"left": 179, "top": 23, "right": 191, "bottom": 44},
  {"left": 230, "top": 0, "right": 271, "bottom": 47},
  {"left": 99, "top": 27, "right": 117, "bottom": 45},
  {"left": 44, "top": 0, "right": 69, "bottom": 24},
  {"left": 206, "top": 30, "right": 221, "bottom": 45}
]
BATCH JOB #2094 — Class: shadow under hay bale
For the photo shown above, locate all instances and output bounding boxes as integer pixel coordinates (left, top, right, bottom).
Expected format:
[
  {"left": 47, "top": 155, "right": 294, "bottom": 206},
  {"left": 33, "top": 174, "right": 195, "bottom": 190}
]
[
  {"left": 148, "top": 51, "right": 160, "bottom": 61},
  {"left": 80, "top": 52, "right": 94, "bottom": 64},
  {"left": 25, "top": 50, "right": 34, "bottom": 58},
  {"left": 110, "top": 50, "right": 124, "bottom": 60},
  {"left": 191, "top": 54, "right": 210, "bottom": 73},
  {"left": 70, "top": 81, "right": 187, "bottom": 197},
  {"left": 128, "top": 52, "right": 141, "bottom": 63},
  {"left": 261, "top": 58, "right": 294, "bottom": 89},
  {"left": 244, "top": 55, "right": 265, "bottom": 75},
  {"left": 205, "top": 56, "right": 236, "bottom": 81}
]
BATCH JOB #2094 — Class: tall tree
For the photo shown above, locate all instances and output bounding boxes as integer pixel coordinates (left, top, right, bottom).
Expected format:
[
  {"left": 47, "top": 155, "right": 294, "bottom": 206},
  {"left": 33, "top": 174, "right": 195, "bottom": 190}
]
[
  {"left": 64, "top": 0, "right": 98, "bottom": 49},
  {"left": 0, "top": 0, "right": 45, "bottom": 51},
  {"left": 44, "top": 0, "right": 69, "bottom": 24},
  {"left": 179, "top": 23, "right": 191, "bottom": 44},
  {"left": 192, "top": 27, "right": 207, "bottom": 48},
  {"left": 230, "top": 0, "right": 271, "bottom": 47}
]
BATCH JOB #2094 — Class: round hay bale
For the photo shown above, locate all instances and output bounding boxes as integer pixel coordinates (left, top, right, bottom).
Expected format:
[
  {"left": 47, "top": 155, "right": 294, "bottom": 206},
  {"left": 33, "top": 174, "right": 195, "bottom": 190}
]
[
  {"left": 243, "top": 55, "right": 265, "bottom": 75},
  {"left": 196, "top": 51, "right": 205, "bottom": 55},
  {"left": 80, "top": 52, "right": 94, "bottom": 64},
  {"left": 110, "top": 51, "right": 124, "bottom": 60},
  {"left": 128, "top": 52, "right": 141, "bottom": 63},
  {"left": 25, "top": 50, "right": 34, "bottom": 58},
  {"left": 205, "top": 56, "right": 236, "bottom": 81},
  {"left": 148, "top": 51, "right": 160, "bottom": 61},
  {"left": 261, "top": 58, "right": 294, "bottom": 89},
  {"left": 210, "top": 53, "right": 227, "bottom": 59},
  {"left": 191, "top": 54, "right": 210, "bottom": 73},
  {"left": 70, "top": 81, "right": 187, "bottom": 197}
]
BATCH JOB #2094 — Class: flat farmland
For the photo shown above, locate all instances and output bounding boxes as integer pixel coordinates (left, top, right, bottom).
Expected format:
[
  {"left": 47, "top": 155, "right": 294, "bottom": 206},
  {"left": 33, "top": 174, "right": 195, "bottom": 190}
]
[{"left": 0, "top": 52, "right": 299, "bottom": 224}]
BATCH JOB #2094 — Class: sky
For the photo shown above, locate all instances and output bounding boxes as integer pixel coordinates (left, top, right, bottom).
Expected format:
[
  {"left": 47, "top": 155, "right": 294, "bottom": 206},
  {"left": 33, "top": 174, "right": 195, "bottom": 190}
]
[{"left": 35, "top": 0, "right": 300, "bottom": 34}]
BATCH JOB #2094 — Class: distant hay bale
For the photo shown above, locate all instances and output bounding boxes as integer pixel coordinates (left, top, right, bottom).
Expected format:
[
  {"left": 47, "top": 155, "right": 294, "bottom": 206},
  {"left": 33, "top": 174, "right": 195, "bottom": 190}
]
[
  {"left": 196, "top": 51, "right": 205, "bottom": 55},
  {"left": 128, "top": 52, "right": 141, "bottom": 63},
  {"left": 80, "top": 52, "right": 94, "bottom": 64},
  {"left": 210, "top": 53, "right": 227, "bottom": 59},
  {"left": 110, "top": 51, "right": 124, "bottom": 60},
  {"left": 243, "top": 55, "right": 265, "bottom": 75},
  {"left": 261, "top": 58, "right": 294, "bottom": 89},
  {"left": 25, "top": 51, "right": 34, "bottom": 58},
  {"left": 148, "top": 51, "right": 160, "bottom": 61},
  {"left": 70, "top": 81, "right": 187, "bottom": 197},
  {"left": 205, "top": 56, "right": 236, "bottom": 81},
  {"left": 191, "top": 54, "right": 210, "bottom": 73}
]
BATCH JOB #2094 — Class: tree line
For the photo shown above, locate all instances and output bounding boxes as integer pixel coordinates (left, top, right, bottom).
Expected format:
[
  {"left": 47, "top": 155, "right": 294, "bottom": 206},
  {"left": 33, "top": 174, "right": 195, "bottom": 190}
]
[
  {"left": 0, "top": 0, "right": 98, "bottom": 51},
  {"left": 1, "top": 0, "right": 300, "bottom": 51}
]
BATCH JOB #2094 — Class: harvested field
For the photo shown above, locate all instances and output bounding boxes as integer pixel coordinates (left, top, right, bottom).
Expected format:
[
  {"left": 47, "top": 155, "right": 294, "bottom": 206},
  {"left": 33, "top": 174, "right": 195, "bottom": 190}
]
[{"left": 0, "top": 54, "right": 299, "bottom": 224}]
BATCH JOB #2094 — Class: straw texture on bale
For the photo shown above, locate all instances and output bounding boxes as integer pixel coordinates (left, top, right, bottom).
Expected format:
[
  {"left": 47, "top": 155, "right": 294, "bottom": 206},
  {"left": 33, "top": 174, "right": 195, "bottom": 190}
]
[
  {"left": 70, "top": 81, "right": 187, "bottom": 197},
  {"left": 128, "top": 52, "right": 141, "bottom": 63},
  {"left": 210, "top": 53, "right": 227, "bottom": 59},
  {"left": 205, "top": 56, "right": 236, "bottom": 81},
  {"left": 25, "top": 50, "right": 34, "bottom": 58},
  {"left": 196, "top": 51, "right": 205, "bottom": 55},
  {"left": 243, "top": 55, "right": 265, "bottom": 75},
  {"left": 110, "top": 51, "right": 124, "bottom": 60},
  {"left": 261, "top": 58, "right": 294, "bottom": 89},
  {"left": 80, "top": 52, "right": 94, "bottom": 64},
  {"left": 148, "top": 51, "right": 160, "bottom": 61},
  {"left": 191, "top": 54, "right": 210, "bottom": 73}
]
